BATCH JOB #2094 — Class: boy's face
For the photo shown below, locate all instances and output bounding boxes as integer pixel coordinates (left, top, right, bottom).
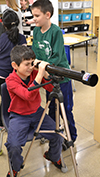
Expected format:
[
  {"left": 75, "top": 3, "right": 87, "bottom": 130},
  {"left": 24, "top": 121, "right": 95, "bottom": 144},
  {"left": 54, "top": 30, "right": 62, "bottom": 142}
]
[
  {"left": 13, "top": 59, "right": 34, "bottom": 80},
  {"left": 32, "top": 8, "right": 50, "bottom": 27}
]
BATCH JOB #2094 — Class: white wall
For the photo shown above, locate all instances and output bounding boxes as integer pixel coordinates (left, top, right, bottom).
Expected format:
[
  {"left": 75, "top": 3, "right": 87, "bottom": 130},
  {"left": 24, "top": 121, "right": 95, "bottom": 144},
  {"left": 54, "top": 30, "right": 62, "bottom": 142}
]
[{"left": 50, "top": 0, "right": 58, "bottom": 26}]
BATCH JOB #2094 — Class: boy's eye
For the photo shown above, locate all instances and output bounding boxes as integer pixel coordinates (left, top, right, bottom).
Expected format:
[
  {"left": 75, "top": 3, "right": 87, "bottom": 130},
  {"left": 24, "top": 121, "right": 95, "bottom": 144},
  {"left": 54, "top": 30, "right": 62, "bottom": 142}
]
[
  {"left": 25, "top": 62, "right": 31, "bottom": 66},
  {"left": 25, "top": 63, "right": 30, "bottom": 66},
  {"left": 25, "top": 61, "right": 34, "bottom": 66},
  {"left": 35, "top": 15, "right": 39, "bottom": 17}
]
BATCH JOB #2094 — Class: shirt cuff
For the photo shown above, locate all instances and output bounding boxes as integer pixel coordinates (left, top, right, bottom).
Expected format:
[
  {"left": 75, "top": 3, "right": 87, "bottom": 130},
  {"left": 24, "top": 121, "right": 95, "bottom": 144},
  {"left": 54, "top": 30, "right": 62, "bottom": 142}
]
[{"left": 33, "top": 80, "right": 39, "bottom": 85}]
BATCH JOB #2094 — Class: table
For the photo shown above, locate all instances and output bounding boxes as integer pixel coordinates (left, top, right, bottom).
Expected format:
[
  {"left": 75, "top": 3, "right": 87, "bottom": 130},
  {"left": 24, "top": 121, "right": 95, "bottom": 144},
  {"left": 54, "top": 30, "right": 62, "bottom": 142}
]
[
  {"left": 26, "top": 36, "right": 33, "bottom": 46},
  {"left": 63, "top": 34, "right": 91, "bottom": 72}
]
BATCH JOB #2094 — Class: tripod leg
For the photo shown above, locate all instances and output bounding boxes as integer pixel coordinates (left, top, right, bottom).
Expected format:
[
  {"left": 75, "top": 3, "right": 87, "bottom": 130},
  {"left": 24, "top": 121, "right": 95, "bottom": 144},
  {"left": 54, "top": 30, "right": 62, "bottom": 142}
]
[
  {"left": 55, "top": 99, "right": 60, "bottom": 130},
  {"left": 55, "top": 99, "right": 68, "bottom": 172},
  {"left": 60, "top": 153, "right": 68, "bottom": 173},
  {"left": 35, "top": 100, "right": 51, "bottom": 133},
  {"left": 60, "top": 102, "right": 79, "bottom": 177}
]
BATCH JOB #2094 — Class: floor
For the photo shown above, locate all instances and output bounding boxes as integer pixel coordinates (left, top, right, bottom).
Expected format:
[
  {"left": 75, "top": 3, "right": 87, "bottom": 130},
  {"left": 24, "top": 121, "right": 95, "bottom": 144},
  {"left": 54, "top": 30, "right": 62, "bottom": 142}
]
[{"left": 0, "top": 43, "right": 100, "bottom": 177}]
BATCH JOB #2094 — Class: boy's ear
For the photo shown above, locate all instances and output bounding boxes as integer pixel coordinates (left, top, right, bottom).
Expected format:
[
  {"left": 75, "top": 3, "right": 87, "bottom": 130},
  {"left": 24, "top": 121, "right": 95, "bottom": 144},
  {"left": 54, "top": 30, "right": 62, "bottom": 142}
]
[
  {"left": 46, "top": 11, "right": 51, "bottom": 19},
  {"left": 11, "top": 61, "right": 18, "bottom": 70}
]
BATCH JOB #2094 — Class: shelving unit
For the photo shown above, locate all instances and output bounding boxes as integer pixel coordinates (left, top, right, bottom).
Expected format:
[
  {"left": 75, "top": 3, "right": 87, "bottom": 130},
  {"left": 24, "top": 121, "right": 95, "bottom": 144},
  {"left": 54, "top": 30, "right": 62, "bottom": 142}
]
[{"left": 58, "top": 0, "right": 94, "bottom": 35}]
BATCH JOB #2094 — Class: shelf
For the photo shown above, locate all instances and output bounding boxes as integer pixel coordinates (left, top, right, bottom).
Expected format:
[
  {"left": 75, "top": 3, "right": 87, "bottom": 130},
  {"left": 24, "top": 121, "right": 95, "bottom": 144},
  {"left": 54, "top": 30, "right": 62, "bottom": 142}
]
[
  {"left": 59, "top": 0, "right": 93, "bottom": 35},
  {"left": 64, "top": 30, "right": 90, "bottom": 34},
  {"left": 59, "top": 19, "right": 91, "bottom": 24},
  {"left": 60, "top": 7, "right": 92, "bottom": 11}
]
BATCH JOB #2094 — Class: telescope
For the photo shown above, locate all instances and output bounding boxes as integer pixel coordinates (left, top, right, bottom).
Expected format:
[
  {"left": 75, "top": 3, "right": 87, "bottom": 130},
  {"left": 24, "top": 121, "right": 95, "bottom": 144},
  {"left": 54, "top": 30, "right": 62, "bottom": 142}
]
[
  {"left": 45, "top": 64, "right": 98, "bottom": 87},
  {"left": 28, "top": 63, "right": 98, "bottom": 91}
]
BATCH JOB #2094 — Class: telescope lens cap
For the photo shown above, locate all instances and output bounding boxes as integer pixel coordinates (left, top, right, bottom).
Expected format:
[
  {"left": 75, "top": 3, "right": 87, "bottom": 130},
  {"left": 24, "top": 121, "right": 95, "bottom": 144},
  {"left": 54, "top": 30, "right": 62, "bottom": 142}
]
[{"left": 90, "top": 74, "right": 98, "bottom": 87}]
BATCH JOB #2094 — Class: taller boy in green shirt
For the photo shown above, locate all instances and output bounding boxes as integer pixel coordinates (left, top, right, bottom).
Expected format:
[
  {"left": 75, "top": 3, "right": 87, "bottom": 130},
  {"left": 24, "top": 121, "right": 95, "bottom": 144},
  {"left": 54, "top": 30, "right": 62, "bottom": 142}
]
[{"left": 31, "top": 0, "right": 77, "bottom": 146}]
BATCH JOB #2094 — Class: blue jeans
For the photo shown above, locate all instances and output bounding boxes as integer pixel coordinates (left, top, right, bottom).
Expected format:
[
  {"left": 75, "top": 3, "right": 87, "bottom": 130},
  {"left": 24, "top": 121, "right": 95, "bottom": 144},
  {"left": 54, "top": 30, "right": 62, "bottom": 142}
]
[
  {"left": 5, "top": 106, "right": 63, "bottom": 172},
  {"left": 46, "top": 80, "right": 77, "bottom": 142}
]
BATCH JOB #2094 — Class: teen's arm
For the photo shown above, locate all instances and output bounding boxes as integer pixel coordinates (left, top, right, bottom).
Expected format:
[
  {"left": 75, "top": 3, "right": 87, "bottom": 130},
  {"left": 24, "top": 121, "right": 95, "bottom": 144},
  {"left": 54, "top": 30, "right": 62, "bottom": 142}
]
[{"left": 48, "top": 30, "right": 66, "bottom": 65}]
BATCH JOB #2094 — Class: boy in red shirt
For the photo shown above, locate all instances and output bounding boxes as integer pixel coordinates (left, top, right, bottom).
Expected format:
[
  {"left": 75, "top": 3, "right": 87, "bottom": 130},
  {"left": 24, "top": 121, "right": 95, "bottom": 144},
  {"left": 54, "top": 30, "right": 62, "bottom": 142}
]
[{"left": 5, "top": 45, "right": 63, "bottom": 177}]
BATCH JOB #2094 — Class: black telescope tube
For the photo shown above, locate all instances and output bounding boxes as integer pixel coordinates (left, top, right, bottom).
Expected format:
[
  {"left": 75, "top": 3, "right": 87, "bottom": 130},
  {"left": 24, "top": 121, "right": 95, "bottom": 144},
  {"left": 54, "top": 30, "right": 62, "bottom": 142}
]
[{"left": 45, "top": 64, "right": 98, "bottom": 87}]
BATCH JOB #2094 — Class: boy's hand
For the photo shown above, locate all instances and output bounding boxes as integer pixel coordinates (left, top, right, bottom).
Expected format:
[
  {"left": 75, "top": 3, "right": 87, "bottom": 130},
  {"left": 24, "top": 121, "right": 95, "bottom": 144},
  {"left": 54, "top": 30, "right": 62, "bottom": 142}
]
[
  {"left": 26, "top": 18, "right": 35, "bottom": 25},
  {"left": 38, "top": 61, "right": 49, "bottom": 77},
  {"left": 33, "top": 59, "right": 41, "bottom": 68},
  {"left": 34, "top": 60, "right": 49, "bottom": 84}
]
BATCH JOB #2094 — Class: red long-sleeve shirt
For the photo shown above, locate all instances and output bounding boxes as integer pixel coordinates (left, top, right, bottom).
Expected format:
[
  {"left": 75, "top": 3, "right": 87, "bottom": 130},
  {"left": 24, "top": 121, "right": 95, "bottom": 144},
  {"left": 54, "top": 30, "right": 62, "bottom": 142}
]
[{"left": 6, "top": 69, "right": 53, "bottom": 115}]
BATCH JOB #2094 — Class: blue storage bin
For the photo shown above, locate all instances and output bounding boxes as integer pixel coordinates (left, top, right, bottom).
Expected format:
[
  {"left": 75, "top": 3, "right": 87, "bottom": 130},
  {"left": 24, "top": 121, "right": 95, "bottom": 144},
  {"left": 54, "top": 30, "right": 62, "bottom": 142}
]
[
  {"left": 81, "top": 13, "right": 91, "bottom": 20},
  {"left": 59, "top": 14, "right": 72, "bottom": 22},
  {"left": 71, "top": 13, "right": 82, "bottom": 21}
]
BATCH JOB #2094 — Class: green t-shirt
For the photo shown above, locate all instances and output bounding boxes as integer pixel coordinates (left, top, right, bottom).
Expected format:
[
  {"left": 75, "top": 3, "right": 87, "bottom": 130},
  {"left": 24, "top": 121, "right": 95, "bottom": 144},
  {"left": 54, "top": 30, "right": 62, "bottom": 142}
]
[{"left": 32, "top": 23, "right": 70, "bottom": 83}]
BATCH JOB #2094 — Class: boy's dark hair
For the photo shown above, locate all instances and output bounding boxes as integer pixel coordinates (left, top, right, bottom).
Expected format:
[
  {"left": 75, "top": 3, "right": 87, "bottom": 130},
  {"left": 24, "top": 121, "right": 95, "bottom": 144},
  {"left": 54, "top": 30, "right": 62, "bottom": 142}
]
[
  {"left": 10, "top": 45, "right": 36, "bottom": 66},
  {"left": 2, "top": 9, "right": 19, "bottom": 45},
  {"left": 31, "top": 0, "right": 54, "bottom": 18}
]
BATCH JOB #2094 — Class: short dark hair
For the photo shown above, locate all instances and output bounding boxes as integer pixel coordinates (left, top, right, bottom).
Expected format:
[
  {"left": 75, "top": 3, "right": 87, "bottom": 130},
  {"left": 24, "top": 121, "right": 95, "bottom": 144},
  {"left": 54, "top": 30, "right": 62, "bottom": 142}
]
[
  {"left": 31, "top": 0, "right": 54, "bottom": 18},
  {"left": 10, "top": 45, "right": 36, "bottom": 66}
]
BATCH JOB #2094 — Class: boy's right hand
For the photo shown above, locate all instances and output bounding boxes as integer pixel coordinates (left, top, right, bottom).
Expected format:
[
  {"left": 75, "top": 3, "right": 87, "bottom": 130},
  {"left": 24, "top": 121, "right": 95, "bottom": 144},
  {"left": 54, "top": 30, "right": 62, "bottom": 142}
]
[{"left": 34, "top": 60, "right": 49, "bottom": 84}]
